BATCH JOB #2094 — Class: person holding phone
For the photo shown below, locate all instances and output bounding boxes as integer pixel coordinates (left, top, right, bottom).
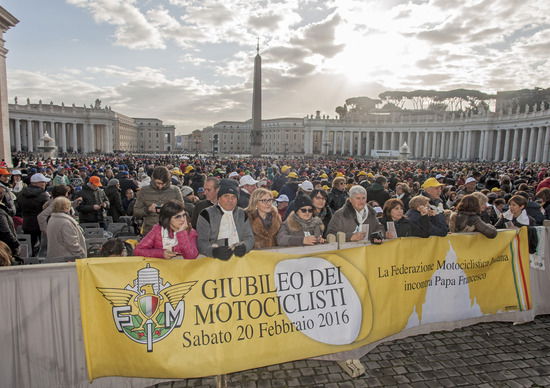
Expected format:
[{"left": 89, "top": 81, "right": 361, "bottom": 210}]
[
  {"left": 277, "top": 195, "right": 325, "bottom": 246},
  {"left": 134, "top": 200, "right": 198, "bottom": 259}
]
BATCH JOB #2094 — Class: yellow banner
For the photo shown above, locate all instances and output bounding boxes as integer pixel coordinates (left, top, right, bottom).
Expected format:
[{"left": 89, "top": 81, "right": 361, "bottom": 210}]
[{"left": 77, "top": 229, "right": 531, "bottom": 380}]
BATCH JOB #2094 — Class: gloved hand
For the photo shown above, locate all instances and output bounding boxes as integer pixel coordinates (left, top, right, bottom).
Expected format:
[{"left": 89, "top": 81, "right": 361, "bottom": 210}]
[
  {"left": 212, "top": 246, "right": 233, "bottom": 261},
  {"left": 233, "top": 243, "right": 247, "bottom": 257}
]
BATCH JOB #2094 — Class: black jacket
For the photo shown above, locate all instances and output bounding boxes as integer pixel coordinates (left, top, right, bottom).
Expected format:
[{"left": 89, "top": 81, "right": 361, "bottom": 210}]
[
  {"left": 0, "top": 205, "right": 19, "bottom": 259},
  {"left": 382, "top": 215, "right": 430, "bottom": 238},
  {"left": 18, "top": 185, "right": 50, "bottom": 233},
  {"left": 406, "top": 209, "right": 448, "bottom": 237},
  {"left": 105, "top": 185, "right": 124, "bottom": 222},
  {"left": 367, "top": 182, "right": 391, "bottom": 207},
  {"left": 76, "top": 184, "right": 109, "bottom": 223},
  {"left": 328, "top": 188, "right": 348, "bottom": 212}
]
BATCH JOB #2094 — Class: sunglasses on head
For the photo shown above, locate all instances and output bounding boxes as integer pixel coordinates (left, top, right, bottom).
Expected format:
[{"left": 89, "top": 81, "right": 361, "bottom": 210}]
[{"left": 299, "top": 208, "right": 314, "bottom": 213}]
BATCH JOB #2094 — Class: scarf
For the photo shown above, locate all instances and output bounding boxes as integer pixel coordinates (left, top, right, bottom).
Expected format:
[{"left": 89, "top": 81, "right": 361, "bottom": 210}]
[
  {"left": 258, "top": 210, "right": 273, "bottom": 231},
  {"left": 217, "top": 207, "right": 240, "bottom": 246},
  {"left": 161, "top": 227, "right": 179, "bottom": 251},
  {"left": 291, "top": 212, "right": 322, "bottom": 237},
  {"left": 503, "top": 209, "right": 530, "bottom": 226},
  {"left": 354, "top": 207, "right": 368, "bottom": 233}
]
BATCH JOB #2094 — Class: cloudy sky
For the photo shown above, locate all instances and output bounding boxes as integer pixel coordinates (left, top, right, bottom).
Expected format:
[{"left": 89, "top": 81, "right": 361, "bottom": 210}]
[{"left": 3, "top": 0, "right": 549, "bottom": 134}]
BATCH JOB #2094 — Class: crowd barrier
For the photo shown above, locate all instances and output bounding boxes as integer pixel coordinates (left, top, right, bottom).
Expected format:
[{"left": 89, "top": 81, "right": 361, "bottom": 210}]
[{"left": 0, "top": 227, "right": 549, "bottom": 388}]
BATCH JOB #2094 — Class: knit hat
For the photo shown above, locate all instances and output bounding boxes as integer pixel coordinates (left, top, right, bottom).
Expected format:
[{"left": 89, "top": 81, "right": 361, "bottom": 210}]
[
  {"left": 181, "top": 185, "right": 194, "bottom": 197},
  {"left": 294, "top": 194, "right": 313, "bottom": 210},
  {"left": 107, "top": 178, "right": 120, "bottom": 187},
  {"left": 218, "top": 179, "right": 239, "bottom": 198}
]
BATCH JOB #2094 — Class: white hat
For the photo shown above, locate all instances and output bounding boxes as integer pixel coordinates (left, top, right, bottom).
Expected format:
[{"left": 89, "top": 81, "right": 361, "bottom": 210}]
[
  {"left": 30, "top": 173, "right": 51, "bottom": 183},
  {"left": 239, "top": 175, "right": 258, "bottom": 187},
  {"left": 276, "top": 194, "right": 289, "bottom": 202},
  {"left": 298, "top": 180, "right": 314, "bottom": 192},
  {"left": 228, "top": 172, "right": 239, "bottom": 178},
  {"left": 435, "top": 174, "right": 444, "bottom": 179},
  {"left": 11, "top": 169, "right": 22, "bottom": 175},
  {"left": 465, "top": 177, "right": 477, "bottom": 184}
]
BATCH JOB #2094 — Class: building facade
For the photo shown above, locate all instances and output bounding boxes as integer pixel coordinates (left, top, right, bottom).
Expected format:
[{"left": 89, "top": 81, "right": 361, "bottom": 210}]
[
  {"left": 134, "top": 118, "right": 176, "bottom": 152},
  {"left": 8, "top": 100, "right": 176, "bottom": 153},
  {"left": 195, "top": 105, "right": 550, "bottom": 162}
]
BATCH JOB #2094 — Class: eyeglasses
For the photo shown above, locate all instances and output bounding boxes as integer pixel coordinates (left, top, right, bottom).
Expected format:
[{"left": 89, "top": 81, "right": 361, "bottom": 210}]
[
  {"left": 314, "top": 196, "right": 326, "bottom": 200},
  {"left": 259, "top": 199, "right": 275, "bottom": 204},
  {"left": 173, "top": 213, "right": 187, "bottom": 219},
  {"left": 298, "top": 208, "right": 314, "bottom": 213}
]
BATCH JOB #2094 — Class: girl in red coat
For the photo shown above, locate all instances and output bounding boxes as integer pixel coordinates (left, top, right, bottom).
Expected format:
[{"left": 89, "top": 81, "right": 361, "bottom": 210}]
[{"left": 134, "top": 200, "right": 198, "bottom": 259}]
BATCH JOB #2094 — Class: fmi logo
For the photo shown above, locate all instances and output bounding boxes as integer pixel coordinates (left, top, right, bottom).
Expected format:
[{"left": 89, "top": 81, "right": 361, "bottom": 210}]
[{"left": 98, "top": 264, "right": 196, "bottom": 352}]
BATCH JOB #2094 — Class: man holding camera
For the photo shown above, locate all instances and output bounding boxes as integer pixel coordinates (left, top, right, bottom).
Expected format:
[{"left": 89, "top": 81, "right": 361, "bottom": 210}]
[
  {"left": 133, "top": 167, "right": 183, "bottom": 235},
  {"left": 77, "top": 176, "right": 110, "bottom": 229},
  {"left": 327, "top": 185, "right": 384, "bottom": 243}
]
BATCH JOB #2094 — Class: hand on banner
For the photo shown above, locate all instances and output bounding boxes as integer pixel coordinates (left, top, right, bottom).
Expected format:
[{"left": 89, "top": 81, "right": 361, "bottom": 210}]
[
  {"left": 303, "top": 235, "right": 318, "bottom": 245},
  {"left": 350, "top": 232, "right": 366, "bottom": 241},
  {"left": 163, "top": 249, "right": 177, "bottom": 259},
  {"left": 212, "top": 246, "right": 233, "bottom": 260},
  {"left": 233, "top": 243, "right": 247, "bottom": 257}
]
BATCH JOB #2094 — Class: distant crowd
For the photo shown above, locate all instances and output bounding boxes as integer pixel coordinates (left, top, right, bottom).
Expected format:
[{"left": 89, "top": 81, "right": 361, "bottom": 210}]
[{"left": 0, "top": 151, "right": 548, "bottom": 266}]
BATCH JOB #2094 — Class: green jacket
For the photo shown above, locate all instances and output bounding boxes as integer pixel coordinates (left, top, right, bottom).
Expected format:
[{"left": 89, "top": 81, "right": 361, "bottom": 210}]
[{"left": 133, "top": 183, "right": 183, "bottom": 235}]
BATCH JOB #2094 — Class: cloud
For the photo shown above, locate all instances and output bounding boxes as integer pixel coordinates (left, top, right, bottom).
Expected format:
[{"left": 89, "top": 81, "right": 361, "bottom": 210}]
[{"left": 291, "top": 13, "right": 345, "bottom": 57}]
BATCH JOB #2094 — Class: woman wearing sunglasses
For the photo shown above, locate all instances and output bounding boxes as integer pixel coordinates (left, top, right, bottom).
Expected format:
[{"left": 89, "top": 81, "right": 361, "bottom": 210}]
[
  {"left": 277, "top": 195, "right": 325, "bottom": 246},
  {"left": 245, "top": 188, "right": 282, "bottom": 249},
  {"left": 134, "top": 200, "right": 198, "bottom": 259}
]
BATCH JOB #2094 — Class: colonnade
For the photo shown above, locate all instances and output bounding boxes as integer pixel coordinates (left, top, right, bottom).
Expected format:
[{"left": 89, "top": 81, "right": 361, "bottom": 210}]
[
  {"left": 9, "top": 118, "right": 113, "bottom": 153},
  {"left": 307, "top": 126, "right": 550, "bottom": 162}
]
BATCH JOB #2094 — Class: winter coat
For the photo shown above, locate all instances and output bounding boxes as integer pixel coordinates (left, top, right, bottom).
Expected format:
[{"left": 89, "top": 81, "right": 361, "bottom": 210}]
[
  {"left": 76, "top": 184, "right": 109, "bottom": 224},
  {"left": 380, "top": 216, "right": 429, "bottom": 238},
  {"left": 314, "top": 206, "right": 333, "bottom": 238},
  {"left": 327, "top": 188, "right": 348, "bottom": 212},
  {"left": 191, "top": 199, "right": 214, "bottom": 229},
  {"left": 277, "top": 212, "right": 324, "bottom": 247},
  {"left": 105, "top": 185, "right": 125, "bottom": 222},
  {"left": 449, "top": 211, "right": 497, "bottom": 239},
  {"left": 525, "top": 201, "right": 545, "bottom": 226},
  {"left": 367, "top": 182, "right": 391, "bottom": 207},
  {"left": 247, "top": 208, "right": 282, "bottom": 249},
  {"left": 133, "top": 183, "right": 183, "bottom": 235},
  {"left": 46, "top": 212, "right": 86, "bottom": 259},
  {"left": 18, "top": 185, "right": 50, "bottom": 233},
  {"left": 196, "top": 205, "right": 254, "bottom": 257},
  {"left": 326, "top": 200, "right": 384, "bottom": 241},
  {"left": 280, "top": 182, "right": 299, "bottom": 202},
  {"left": 406, "top": 209, "right": 449, "bottom": 237},
  {"left": 134, "top": 224, "right": 198, "bottom": 259},
  {"left": 237, "top": 189, "right": 251, "bottom": 209},
  {"left": 0, "top": 206, "right": 19, "bottom": 258}
]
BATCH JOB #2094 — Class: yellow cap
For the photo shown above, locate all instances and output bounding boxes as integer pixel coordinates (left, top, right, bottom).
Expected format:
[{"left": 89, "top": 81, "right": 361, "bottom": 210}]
[
  {"left": 322, "top": 185, "right": 330, "bottom": 191},
  {"left": 367, "top": 172, "right": 375, "bottom": 178},
  {"left": 421, "top": 177, "right": 445, "bottom": 189},
  {"left": 287, "top": 172, "right": 298, "bottom": 179},
  {"left": 335, "top": 172, "right": 344, "bottom": 177},
  {"left": 358, "top": 171, "right": 367, "bottom": 176},
  {"left": 271, "top": 190, "right": 279, "bottom": 198},
  {"left": 491, "top": 187, "right": 501, "bottom": 192},
  {"left": 320, "top": 173, "right": 328, "bottom": 179},
  {"left": 184, "top": 166, "right": 194, "bottom": 173},
  {"left": 281, "top": 165, "right": 290, "bottom": 173}
]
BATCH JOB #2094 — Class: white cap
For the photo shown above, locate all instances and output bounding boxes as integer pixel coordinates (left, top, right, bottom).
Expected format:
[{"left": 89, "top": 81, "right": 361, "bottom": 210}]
[
  {"left": 30, "top": 173, "right": 51, "bottom": 183},
  {"left": 435, "top": 174, "right": 444, "bottom": 179},
  {"left": 11, "top": 169, "right": 22, "bottom": 175},
  {"left": 228, "top": 172, "right": 239, "bottom": 178},
  {"left": 298, "top": 180, "right": 314, "bottom": 192},
  {"left": 465, "top": 177, "right": 477, "bottom": 184},
  {"left": 276, "top": 194, "right": 289, "bottom": 202},
  {"left": 239, "top": 175, "right": 258, "bottom": 187}
]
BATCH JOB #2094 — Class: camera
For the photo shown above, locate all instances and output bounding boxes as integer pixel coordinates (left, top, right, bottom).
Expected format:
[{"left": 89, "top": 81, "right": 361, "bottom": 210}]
[{"left": 369, "top": 231, "right": 384, "bottom": 245}]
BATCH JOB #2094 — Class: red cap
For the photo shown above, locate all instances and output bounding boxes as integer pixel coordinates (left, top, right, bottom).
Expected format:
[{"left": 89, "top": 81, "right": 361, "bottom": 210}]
[{"left": 89, "top": 176, "right": 102, "bottom": 187}]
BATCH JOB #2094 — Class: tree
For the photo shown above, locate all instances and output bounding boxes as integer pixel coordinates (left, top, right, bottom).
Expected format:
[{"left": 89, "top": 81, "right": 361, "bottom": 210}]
[{"left": 335, "top": 105, "right": 347, "bottom": 119}]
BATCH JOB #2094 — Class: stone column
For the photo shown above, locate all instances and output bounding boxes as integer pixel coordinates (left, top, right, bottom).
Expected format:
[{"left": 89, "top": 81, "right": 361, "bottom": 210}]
[
  {"left": 535, "top": 127, "right": 544, "bottom": 162},
  {"left": 27, "top": 120, "right": 33, "bottom": 152},
  {"left": 512, "top": 129, "right": 520, "bottom": 160},
  {"left": 349, "top": 131, "right": 354, "bottom": 156},
  {"left": 339, "top": 131, "right": 343, "bottom": 155},
  {"left": 543, "top": 126, "right": 550, "bottom": 163},
  {"left": 448, "top": 132, "right": 455, "bottom": 159},
  {"left": 365, "top": 131, "right": 370, "bottom": 157},
  {"left": 60, "top": 122, "right": 67, "bottom": 152},
  {"left": 14, "top": 118, "right": 21, "bottom": 151},
  {"left": 502, "top": 129, "right": 510, "bottom": 162},
  {"left": 465, "top": 131, "right": 472, "bottom": 160},
  {"left": 430, "top": 132, "right": 436, "bottom": 158},
  {"left": 38, "top": 120, "right": 43, "bottom": 140},
  {"left": 519, "top": 128, "right": 528, "bottom": 162},
  {"left": 423, "top": 132, "right": 429, "bottom": 158},
  {"left": 373, "top": 131, "right": 379, "bottom": 151},
  {"left": 439, "top": 132, "right": 446, "bottom": 159},
  {"left": 527, "top": 128, "right": 537, "bottom": 162},
  {"left": 72, "top": 123, "right": 78, "bottom": 152}
]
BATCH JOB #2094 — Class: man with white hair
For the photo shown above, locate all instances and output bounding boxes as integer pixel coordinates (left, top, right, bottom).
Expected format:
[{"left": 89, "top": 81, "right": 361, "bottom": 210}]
[{"left": 327, "top": 185, "right": 384, "bottom": 242}]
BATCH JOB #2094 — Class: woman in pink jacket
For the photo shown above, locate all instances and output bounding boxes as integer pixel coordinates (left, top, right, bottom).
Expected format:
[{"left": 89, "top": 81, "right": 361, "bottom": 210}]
[{"left": 134, "top": 200, "right": 198, "bottom": 259}]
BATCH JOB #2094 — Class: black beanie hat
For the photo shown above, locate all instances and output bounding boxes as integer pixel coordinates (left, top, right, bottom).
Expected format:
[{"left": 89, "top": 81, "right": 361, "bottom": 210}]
[
  {"left": 294, "top": 193, "right": 313, "bottom": 210},
  {"left": 218, "top": 178, "right": 239, "bottom": 199}
]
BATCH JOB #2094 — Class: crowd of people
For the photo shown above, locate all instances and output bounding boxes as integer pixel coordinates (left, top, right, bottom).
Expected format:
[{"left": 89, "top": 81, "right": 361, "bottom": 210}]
[{"left": 0, "top": 151, "right": 548, "bottom": 265}]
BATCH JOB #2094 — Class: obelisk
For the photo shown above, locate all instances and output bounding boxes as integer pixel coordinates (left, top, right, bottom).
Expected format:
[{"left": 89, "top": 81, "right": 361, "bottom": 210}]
[{"left": 250, "top": 39, "right": 262, "bottom": 158}]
